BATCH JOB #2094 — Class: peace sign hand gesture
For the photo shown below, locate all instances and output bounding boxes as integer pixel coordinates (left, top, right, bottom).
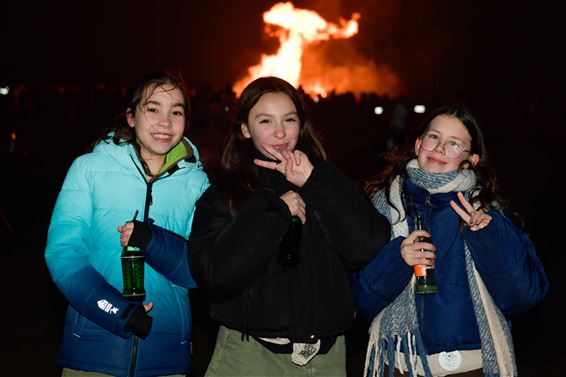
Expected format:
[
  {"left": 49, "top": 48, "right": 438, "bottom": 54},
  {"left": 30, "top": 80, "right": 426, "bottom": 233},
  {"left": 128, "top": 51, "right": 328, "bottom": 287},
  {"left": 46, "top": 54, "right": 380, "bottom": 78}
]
[
  {"left": 253, "top": 143, "right": 314, "bottom": 188},
  {"left": 450, "top": 192, "right": 492, "bottom": 231}
]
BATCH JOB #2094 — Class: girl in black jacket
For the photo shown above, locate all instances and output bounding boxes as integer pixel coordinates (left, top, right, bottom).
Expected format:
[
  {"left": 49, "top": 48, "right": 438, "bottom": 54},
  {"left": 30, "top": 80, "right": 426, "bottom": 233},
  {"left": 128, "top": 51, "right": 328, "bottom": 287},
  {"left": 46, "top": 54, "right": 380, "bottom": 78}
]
[{"left": 188, "top": 76, "right": 390, "bottom": 376}]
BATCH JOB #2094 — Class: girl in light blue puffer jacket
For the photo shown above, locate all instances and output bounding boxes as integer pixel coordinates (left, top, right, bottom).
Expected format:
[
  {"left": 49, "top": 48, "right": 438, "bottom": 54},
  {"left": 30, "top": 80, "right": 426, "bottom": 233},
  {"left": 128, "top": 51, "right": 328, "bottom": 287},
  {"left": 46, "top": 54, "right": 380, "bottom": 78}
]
[{"left": 45, "top": 71, "right": 209, "bottom": 377}]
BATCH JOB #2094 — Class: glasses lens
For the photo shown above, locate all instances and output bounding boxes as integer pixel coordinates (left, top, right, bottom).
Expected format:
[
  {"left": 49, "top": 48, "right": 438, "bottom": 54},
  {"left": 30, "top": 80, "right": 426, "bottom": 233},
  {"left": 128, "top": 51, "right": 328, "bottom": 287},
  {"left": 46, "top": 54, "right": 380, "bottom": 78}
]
[
  {"left": 420, "top": 135, "right": 465, "bottom": 158},
  {"left": 421, "top": 135, "right": 438, "bottom": 151},
  {"left": 445, "top": 141, "right": 463, "bottom": 158}
]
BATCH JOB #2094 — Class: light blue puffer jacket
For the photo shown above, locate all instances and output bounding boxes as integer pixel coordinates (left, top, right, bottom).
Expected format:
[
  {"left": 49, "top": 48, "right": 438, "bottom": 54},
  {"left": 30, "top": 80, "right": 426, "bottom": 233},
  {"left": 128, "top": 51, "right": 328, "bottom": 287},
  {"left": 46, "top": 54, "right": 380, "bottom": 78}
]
[{"left": 45, "top": 136, "right": 209, "bottom": 377}]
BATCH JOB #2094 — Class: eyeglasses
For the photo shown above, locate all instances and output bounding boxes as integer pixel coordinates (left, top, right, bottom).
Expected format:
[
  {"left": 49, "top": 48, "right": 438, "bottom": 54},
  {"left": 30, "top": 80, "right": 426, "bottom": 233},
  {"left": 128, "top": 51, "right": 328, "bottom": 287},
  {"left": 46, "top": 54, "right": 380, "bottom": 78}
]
[{"left": 420, "top": 133, "right": 471, "bottom": 159}]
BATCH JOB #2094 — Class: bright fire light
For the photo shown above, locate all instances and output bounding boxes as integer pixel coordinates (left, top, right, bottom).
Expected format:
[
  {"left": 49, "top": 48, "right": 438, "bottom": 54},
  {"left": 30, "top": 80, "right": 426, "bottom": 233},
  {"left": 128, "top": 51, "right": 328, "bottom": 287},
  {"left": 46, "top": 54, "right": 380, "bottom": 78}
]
[{"left": 233, "top": 2, "right": 360, "bottom": 97}]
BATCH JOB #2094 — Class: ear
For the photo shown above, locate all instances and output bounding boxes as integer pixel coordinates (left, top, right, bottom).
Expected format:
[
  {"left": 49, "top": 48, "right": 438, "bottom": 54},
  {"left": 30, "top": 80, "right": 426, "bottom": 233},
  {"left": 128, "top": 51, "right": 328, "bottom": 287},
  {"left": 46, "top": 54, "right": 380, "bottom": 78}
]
[
  {"left": 469, "top": 153, "right": 480, "bottom": 167},
  {"left": 241, "top": 123, "right": 252, "bottom": 139},
  {"left": 126, "top": 108, "right": 135, "bottom": 128},
  {"left": 414, "top": 137, "right": 421, "bottom": 156}
]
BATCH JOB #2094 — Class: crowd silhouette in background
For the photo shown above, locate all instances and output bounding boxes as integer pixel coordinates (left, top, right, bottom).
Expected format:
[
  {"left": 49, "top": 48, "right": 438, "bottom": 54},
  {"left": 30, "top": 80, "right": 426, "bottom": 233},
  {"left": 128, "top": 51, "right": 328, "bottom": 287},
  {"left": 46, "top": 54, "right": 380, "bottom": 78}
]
[{"left": 1, "top": 81, "right": 564, "bottom": 376}]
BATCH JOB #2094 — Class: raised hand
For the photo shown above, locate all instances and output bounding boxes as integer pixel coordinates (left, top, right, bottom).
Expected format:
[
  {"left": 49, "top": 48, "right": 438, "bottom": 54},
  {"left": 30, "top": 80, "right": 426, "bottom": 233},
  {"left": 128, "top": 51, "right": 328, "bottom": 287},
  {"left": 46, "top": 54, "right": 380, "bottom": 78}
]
[
  {"left": 117, "top": 221, "right": 135, "bottom": 247},
  {"left": 254, "top": 143, "right": 314, "bottom": 187},
  {"left": 280, "top": 190, "right": 307, "bottom": 224},
  {"left": 400, "top": 229, "right": 436, "bottom": 266},
  {"left": 450, "top": 192, "right": 492, "bottom": 231}
]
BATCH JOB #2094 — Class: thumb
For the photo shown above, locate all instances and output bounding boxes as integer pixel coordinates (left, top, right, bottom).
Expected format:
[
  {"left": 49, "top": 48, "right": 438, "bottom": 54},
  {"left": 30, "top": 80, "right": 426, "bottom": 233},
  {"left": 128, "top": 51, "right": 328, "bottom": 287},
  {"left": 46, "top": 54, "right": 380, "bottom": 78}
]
[{"left": 144, "top": 302, "right": 154, "bottom": 313}]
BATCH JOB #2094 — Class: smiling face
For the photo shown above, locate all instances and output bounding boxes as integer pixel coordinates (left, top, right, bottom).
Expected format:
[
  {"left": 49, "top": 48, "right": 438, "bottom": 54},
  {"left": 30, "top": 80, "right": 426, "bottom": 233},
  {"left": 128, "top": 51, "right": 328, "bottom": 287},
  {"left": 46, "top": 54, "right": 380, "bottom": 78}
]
[
  {"left": 127, "top": 84, "right": 186, "bottom": 173},
  {"left": 415, "top": 114, "right": 480, "bottom": 173},
  {"left": 240, "top": 92, "right": 300, "bottom": 158}
]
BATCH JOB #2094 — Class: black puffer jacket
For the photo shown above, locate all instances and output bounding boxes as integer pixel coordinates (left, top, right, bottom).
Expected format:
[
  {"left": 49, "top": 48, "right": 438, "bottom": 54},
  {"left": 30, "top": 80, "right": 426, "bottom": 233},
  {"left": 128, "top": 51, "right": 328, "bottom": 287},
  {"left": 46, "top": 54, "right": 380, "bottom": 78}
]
[{"left": 189, "top": 161, "right": 390, "bottom": 343}]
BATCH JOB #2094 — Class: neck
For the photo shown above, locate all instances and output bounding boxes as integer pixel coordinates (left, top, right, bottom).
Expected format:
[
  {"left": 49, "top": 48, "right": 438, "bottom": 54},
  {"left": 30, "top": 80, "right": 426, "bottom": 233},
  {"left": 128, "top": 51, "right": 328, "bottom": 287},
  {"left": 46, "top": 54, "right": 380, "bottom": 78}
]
[{"left": 143, "top": 155, "right": 165, "bottom": 177}]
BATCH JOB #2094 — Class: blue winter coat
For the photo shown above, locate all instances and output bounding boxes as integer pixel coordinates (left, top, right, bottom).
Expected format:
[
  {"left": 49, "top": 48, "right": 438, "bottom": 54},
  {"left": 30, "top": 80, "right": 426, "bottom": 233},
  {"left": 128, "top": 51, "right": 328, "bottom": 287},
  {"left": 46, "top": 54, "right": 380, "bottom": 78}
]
[
  {"left": 351, "top": 179, "right": 549, "bottom": 354},
  {"left": 45, "top": 137, "right": 209, "bottom": 376}
]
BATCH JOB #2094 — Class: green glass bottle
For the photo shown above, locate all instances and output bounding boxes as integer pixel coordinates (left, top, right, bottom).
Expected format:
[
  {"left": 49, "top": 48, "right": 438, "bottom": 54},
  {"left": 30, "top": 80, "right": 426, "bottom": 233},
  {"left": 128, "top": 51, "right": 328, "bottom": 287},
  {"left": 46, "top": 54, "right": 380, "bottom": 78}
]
[
  {"left": 121, "top": 245, "right": 146, "bottom": 301},
  {"left": 414, "top": 214, "right": 438, "bottom": 294},
  {"left": 277, "top": 215, "right": 302, "bottom": 267}
]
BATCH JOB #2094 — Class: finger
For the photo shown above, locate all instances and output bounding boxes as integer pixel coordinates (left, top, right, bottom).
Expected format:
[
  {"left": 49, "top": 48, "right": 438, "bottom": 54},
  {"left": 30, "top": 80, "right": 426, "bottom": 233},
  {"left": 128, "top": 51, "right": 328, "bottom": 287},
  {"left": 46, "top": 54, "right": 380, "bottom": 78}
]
[
  {"left": 294, "top": 150, "right": 302, "bottom": 165},
  {"left": 407, "top": 229, "right": 430, "bottom": 243},
  {"left": 450, "top": 200, "right": 471, "bottom": 223},
  {"left": 254, "top": 158, "right": 278, "bottom": 170},
  {"left": 144, "top": 302, "right": 154, "bottom": 313},
  {"left": 117, "top": 225, "right": 123, "bottom": 233},
  {"left": 457, "top": 192, "right": 475, "bottom": 213},
  {"left": 262, "top": 143, "right": 284, "bottom": 161}
]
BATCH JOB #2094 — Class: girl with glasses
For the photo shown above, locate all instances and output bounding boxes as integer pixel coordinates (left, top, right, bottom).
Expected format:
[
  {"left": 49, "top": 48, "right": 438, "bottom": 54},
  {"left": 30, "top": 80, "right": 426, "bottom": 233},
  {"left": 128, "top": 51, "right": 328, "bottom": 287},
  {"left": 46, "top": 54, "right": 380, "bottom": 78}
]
[{"left": 351, "top": 105, "right": 549, "bottom": 376}]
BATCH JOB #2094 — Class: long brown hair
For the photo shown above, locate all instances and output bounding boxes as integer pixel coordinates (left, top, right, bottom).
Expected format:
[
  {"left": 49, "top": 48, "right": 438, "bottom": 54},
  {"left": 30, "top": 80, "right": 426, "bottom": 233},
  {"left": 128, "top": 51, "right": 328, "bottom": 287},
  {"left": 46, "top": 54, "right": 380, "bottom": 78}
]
[{"left": 220, "top": 76, "right": 326, "bottom": 214}]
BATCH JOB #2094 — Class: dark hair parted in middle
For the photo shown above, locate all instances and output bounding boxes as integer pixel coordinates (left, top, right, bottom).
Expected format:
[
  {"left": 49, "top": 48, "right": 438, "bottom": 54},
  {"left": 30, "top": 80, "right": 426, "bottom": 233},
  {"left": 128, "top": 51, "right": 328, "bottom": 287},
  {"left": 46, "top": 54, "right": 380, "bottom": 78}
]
[{"left": 219, "top": 76, "right": 326, "bottom": 213}]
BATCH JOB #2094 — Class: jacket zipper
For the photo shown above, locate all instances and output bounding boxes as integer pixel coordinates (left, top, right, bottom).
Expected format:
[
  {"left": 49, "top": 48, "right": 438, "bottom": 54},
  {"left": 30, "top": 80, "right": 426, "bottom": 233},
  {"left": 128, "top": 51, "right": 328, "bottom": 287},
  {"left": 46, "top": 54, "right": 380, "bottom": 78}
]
[
  {"left": 127, "top": 157, "right": 160, "bottom": 377},
  {"left": 241, "top": 288, "right": 252, "bottom": 341}
]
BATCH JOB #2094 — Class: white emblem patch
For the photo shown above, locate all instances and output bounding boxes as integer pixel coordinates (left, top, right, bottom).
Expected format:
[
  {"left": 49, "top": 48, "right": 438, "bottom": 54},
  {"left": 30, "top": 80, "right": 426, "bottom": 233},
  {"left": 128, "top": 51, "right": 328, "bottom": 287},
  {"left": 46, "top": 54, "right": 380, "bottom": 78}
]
[{"left": 97, "top": 299, "right": 119, "bottom": 315}]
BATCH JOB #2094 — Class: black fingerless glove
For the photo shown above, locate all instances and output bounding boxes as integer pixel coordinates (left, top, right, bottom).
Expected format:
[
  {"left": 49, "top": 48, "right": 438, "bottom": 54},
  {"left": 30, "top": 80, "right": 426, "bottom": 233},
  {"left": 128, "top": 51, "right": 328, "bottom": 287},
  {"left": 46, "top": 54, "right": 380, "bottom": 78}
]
[
  {"left": 121, "top": 303, "right": 153, "bottom": 339},
  {"left": 128, "top": 220, "right": 151, "bottom": 248}
]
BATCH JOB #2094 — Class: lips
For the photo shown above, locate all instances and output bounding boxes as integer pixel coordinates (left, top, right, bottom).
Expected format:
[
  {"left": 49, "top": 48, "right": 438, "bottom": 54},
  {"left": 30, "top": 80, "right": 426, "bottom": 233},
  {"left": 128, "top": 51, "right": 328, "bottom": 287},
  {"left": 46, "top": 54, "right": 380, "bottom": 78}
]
[
  {"left": 427, "top": 156, "right": 446, "bottom": 164},
  {"left": 271, "top": 143, "right": 289, "bottom": 152}
]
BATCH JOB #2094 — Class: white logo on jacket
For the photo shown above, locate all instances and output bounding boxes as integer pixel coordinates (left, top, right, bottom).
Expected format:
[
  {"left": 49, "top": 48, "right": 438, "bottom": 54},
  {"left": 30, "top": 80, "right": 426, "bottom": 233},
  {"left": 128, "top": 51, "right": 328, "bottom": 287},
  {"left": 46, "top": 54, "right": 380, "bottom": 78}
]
[{"left": 97, "top": 299, "right": 119, "bottom": 314}]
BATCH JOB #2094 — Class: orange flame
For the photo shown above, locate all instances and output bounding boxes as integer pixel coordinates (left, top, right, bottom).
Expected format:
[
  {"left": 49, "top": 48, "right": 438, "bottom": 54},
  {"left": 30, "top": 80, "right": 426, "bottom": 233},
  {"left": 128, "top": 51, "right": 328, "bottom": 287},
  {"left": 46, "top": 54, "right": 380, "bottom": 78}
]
[{"left": 233, "top": 2, "right": 360, "bottom": 97}]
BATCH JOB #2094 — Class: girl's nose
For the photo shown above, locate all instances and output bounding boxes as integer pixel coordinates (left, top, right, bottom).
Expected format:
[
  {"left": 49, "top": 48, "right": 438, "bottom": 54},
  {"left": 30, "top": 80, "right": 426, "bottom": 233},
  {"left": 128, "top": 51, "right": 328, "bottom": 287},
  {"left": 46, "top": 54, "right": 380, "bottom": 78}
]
[
  {"left": 158, "top": 114, "right": 173, "bottom": 128},
  {"left": 273, "top": 122, "right": 285, "bottom": 138}
]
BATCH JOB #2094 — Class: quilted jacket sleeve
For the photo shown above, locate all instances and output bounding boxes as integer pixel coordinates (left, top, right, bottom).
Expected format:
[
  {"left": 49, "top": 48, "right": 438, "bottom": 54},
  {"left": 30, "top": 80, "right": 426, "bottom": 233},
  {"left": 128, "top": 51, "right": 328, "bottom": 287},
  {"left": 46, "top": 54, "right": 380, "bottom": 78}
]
[
  {"left": 45, "top": 158, "right": 146, "bottom": 338},
  {"left": 299, "top": 162, "right": 391, "bottom": 270},
  {"left": 349, "top": 236, "right": 413, "bottom": 320},
  {"left": 465, "top": 211, "right": 550, "bottom": 316},
  {"left": 188, "top": 185, "right": 291, "bottom": 302}
]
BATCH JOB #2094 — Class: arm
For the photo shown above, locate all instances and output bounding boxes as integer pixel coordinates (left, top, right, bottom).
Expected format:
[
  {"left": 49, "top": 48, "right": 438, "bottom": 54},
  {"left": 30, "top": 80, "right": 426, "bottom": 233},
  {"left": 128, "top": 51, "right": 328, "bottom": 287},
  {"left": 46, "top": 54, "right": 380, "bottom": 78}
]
[
  {"left": 465, "top": 211, "right": 550, "bottom": 315},
  {"left": 45, "top": 159, "right": 151, "bottom": 339},
  {"left": 299, "top": 162, "right": 391, "bottom": 270},
  {"left": 188, "top": 187, "right": 290, "bottom": 302},
  {"left": 127, "top": 221, "right": 196, "bottom": 289},
  {"left": 349, "top": 236, "right": 412, "bottom": 320}
]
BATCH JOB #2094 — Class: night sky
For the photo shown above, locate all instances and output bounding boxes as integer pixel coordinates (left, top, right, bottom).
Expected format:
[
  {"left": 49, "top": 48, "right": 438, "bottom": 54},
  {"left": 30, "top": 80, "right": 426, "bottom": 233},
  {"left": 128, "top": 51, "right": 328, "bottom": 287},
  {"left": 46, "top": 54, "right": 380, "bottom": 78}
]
[{"left": 2, "top": 0, "right": 564, "bottom": 101}]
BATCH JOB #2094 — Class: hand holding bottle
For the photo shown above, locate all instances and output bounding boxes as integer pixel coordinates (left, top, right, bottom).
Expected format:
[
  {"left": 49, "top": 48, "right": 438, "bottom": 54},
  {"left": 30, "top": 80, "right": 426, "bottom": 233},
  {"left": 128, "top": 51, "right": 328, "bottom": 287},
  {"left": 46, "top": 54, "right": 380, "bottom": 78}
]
[
  {"left": 117, "top": 221, "right": 135, "bottom": 247},
  {"left": 120, "top": 211, "right": 146, "bottom": 301},
  {"left": 280, "top": 190, "right": 306, "bottom": 224},
  {"left": 400, "top": 230, "right": 436, "bottom": 266}
]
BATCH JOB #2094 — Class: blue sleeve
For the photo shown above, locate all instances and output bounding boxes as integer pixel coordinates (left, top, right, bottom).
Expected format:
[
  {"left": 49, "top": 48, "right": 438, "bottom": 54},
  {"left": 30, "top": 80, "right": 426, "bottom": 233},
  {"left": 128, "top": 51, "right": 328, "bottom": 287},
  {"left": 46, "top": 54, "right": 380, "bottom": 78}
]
[
  {"left": 62, "top": 267, "right": 146, "bottom": 338},
  {"left": 45, "top": 158, "right": 144, "bottom": 338},
  {"left": 465, "top": 211, "right": 550, "bottom": 316},
  {"left": 349, "top": 236, "right": 413, "bottom": 320},
  {"left": 143, "top": 223, "right": 196, "bottom": 289}
]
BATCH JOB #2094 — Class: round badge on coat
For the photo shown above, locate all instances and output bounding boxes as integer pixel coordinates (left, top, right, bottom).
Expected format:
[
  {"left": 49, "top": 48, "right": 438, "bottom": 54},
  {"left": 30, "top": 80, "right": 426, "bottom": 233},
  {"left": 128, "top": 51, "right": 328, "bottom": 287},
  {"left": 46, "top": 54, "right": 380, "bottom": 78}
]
[{"left": 438, "top": 351, "right": 462, "bottom": 371}]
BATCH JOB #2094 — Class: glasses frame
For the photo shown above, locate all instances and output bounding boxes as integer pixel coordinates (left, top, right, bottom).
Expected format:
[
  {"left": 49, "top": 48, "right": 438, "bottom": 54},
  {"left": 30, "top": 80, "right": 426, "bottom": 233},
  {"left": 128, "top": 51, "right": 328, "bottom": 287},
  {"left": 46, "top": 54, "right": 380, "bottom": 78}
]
[{"left": 419, "top": 133, "right": 471, "bottom": 159}]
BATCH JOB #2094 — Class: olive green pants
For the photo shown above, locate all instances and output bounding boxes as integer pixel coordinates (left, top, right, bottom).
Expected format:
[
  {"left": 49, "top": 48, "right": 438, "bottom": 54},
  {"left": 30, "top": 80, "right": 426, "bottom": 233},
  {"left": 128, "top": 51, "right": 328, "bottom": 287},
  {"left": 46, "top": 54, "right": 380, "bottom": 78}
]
[
  {"left": 205, "top": 326, "right": 346, "bottom": 377},
  {"left": 62, "top": 367, "right": 184, "bottom": 377}
]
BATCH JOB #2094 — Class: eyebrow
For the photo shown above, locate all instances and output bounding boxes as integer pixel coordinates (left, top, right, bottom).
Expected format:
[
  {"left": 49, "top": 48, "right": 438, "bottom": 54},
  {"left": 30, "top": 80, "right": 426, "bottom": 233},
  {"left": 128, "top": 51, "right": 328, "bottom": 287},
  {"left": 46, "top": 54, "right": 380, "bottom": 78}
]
[
  {"left": 426, "top": 130, "right": 465, "bottom": 143},
  {"left": 254, "top": 111, "right": 298, "bottom": 118},
  {"left": 145, "top": 99, "right": 185, "bottom": 109}
]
